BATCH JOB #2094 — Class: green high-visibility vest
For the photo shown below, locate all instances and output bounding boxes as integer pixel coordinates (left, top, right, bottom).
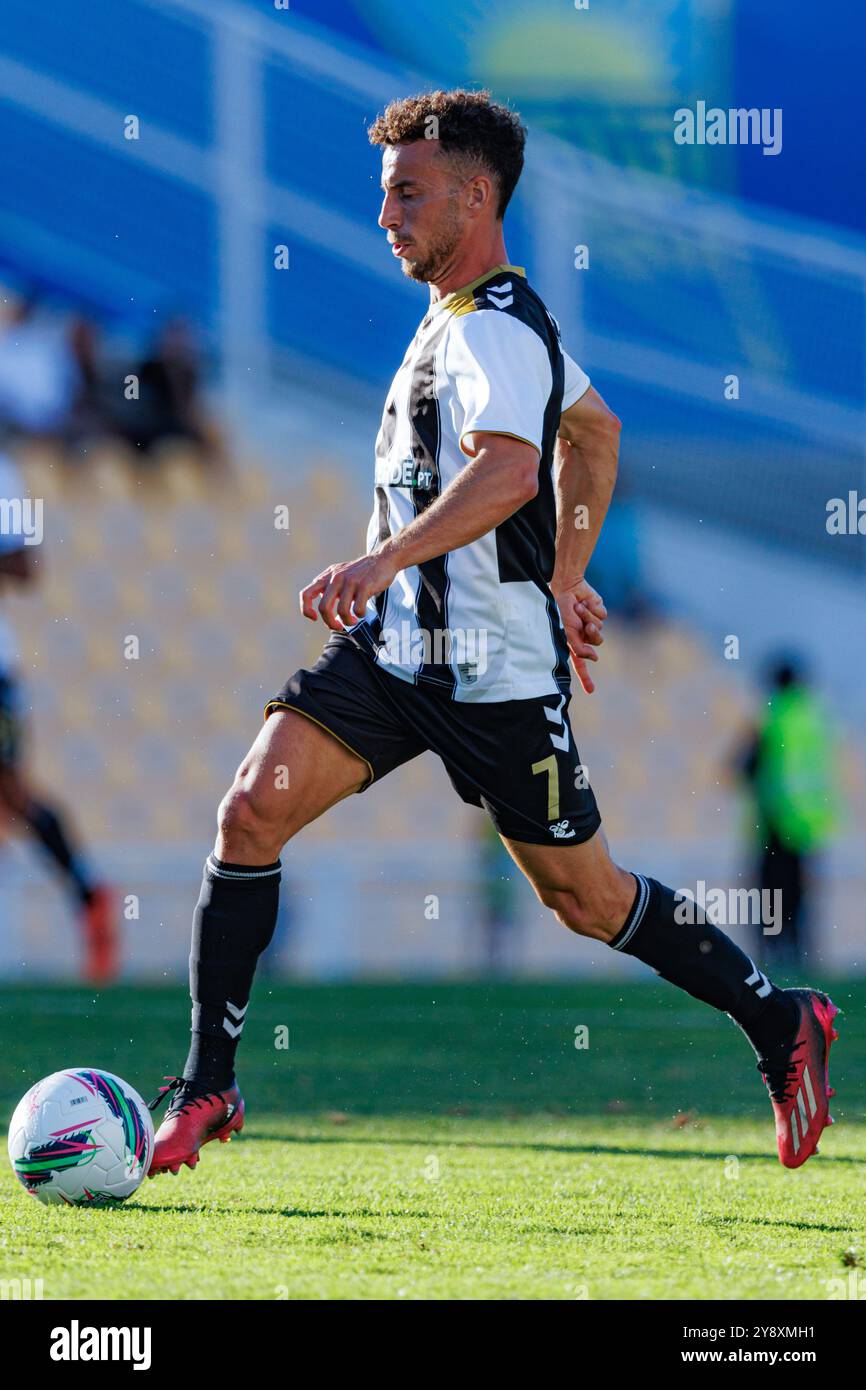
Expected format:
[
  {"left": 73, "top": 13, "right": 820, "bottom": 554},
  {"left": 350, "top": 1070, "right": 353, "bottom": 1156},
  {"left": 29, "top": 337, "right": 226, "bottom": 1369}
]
[{"left": 755, "top": 686, "right": 837, "bottom": 852}]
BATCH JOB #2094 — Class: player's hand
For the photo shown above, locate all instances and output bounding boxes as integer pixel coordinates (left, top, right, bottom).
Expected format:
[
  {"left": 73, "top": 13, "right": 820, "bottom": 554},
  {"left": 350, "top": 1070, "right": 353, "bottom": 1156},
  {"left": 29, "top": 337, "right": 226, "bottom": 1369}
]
[
  {"left": 551, "top": 577, "right": 607, "bottom": 695},
  {"left": 300, "top": 552, "right": 397, "bottom": 631}
]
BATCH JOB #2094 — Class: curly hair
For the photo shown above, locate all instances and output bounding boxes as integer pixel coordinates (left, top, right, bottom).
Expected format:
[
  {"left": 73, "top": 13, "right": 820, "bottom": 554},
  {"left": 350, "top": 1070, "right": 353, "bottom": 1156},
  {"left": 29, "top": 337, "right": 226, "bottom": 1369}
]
[{"left": 368, "top": 88, "right": 526, "bottom": 219}]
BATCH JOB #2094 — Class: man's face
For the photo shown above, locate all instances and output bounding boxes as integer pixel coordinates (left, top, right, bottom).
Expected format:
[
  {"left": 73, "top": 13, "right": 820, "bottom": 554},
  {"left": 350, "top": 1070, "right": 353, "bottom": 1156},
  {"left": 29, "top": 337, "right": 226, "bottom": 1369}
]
[{"left": 378, "top": 141, "right": 469, "bottom": 284}]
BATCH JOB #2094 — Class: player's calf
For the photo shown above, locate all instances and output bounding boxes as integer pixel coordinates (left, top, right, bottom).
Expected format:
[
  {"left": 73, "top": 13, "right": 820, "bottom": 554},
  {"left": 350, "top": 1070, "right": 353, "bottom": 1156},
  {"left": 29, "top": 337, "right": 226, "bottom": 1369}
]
[{"left": 506, "top": 827, "right": 635, "bottom": 943}]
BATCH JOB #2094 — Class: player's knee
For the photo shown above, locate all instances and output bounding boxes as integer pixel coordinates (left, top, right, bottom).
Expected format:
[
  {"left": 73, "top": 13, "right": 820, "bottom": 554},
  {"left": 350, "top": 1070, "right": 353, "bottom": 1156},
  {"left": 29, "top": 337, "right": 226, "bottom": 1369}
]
[
  {"left": 540, "top": 879, "right": 628, "bottom": 943},
  {"left": 216, "top": 781, "right": 286, "bottom": 861},
  {"left": 542, "top": 889, "right": 607, "bottom": 940}
]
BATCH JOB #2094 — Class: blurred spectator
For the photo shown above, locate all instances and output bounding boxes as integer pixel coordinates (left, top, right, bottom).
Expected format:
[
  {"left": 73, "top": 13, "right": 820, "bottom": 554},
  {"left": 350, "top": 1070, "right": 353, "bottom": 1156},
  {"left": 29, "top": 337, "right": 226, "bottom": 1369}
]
[
  {"left": 0, "top": 293, "right": 227, "bottom": 470},
  {"left": 733, "top": 655, "right": 840, "bottom": 969},
  {"left": 64, "top": 316, "right": 114, "bottom": 447},
  {"left": 115, "top": 316, "right": 226, "bottom": 466},
  {"left": 0, "top": 293, "right": 80, "bottom": 440}
]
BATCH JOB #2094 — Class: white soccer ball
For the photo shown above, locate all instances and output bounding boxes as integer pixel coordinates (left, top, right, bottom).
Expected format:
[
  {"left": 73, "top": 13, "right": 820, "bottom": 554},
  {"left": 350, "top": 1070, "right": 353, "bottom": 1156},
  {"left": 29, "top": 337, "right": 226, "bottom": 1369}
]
[{"left": 6, "top": 1068, "right": 154, "bottom": 1206}]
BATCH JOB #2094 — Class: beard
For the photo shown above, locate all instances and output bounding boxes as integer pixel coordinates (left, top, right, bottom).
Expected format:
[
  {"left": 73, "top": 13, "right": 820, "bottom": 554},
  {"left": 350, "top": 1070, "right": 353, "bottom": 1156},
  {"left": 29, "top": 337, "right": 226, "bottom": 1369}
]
[{"left": 400, "top": 205, "right": 464, "bottom": 284}]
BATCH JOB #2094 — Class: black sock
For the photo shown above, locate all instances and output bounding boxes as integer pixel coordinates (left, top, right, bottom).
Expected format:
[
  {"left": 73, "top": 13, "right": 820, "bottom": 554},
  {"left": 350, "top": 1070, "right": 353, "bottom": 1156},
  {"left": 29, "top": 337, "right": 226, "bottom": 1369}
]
[
  {"left": 25, "top": 801, "right": 95, "bottom": 906},
  {"left": 610, "top": 874, "right": 798, "bottom": 1058},
  {"left": 182, "top": 854, "right": 282, "bottom": 1091}
]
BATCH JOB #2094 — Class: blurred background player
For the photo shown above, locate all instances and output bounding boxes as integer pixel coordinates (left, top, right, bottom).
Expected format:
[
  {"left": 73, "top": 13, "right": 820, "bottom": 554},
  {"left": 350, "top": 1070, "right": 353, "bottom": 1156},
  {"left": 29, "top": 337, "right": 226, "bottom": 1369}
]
[
  {"left": 0, "top": 449, "right": 117, "bottom": 982},
  {"left": 734, "top": 656, "right": 839, "bottom": 970},
  {"left": 475, "top": 814, "right": 522, "bottom": 974}
]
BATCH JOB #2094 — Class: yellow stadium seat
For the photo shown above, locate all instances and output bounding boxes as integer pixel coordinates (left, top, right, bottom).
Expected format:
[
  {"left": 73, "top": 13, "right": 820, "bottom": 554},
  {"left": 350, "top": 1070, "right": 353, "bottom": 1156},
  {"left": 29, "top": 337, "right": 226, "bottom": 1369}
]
[
  {"left": 234, "top": 463, "right": 271, "bottom": 506},
  {"left": 15, "top": 441, "right": 66, "bottom": 501},
  {"left": 67, "top": 450, "right": 136, "bottom": 503},
  {"left": 85, "top": 633, "right": 122, "bottom": 672}
]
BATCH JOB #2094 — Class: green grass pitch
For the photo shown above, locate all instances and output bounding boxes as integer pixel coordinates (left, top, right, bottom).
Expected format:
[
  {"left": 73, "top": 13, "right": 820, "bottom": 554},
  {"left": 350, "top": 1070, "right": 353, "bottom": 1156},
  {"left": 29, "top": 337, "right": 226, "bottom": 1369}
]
[{"left": 1, "top": 980, "right": 863, "bottom": 1300}]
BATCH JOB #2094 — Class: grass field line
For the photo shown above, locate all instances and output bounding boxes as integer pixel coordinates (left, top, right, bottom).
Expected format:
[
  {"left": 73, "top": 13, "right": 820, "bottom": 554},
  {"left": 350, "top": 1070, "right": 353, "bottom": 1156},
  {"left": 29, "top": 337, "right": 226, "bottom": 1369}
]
[{"left": 0, "top": 992, "right": 725, "bottom": 1031}]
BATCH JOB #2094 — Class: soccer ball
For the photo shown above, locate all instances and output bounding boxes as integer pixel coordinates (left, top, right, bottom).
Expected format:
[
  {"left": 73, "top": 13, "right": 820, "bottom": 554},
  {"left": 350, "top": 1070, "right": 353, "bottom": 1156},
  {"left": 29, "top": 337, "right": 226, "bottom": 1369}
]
[{"left": 6, "top": 1068, "right": 153, "bottom": 1206}]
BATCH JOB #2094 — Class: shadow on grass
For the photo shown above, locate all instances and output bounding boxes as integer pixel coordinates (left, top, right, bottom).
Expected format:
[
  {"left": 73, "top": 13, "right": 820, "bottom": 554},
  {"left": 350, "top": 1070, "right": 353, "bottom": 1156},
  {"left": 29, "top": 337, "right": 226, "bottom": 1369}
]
[
  {"left": 707, "top": 1216, "right": 855, "bottom": 1233},
  {"left": 197, "top": 1129, "right": 865, "bottom": 1166},
  {"left": 131, "top": 1203, "right": 437, "bottom": 1219},
  {"left": 125, "top": 1196, "right": 857, "bottom": 1236}
]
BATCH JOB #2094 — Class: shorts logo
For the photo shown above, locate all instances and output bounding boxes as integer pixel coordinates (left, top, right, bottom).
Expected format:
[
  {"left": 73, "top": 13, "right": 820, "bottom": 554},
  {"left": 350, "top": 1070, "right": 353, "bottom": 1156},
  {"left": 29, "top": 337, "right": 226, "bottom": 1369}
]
[
  {"left": 544, "top": 696, "right": 570, "bottom": 751},
  {"left": 550, "top": 820, "right": 575, "bottom": 839}
]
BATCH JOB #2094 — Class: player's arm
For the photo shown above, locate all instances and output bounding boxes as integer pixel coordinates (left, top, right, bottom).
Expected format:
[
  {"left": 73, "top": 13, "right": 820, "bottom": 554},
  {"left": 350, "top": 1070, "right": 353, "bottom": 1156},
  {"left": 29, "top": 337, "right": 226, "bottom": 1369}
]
[
  {"left": 551, "top": 386, "right": 621, "bottom": 693},
  {"left": 300, "top": 433, "right": 539, "bottom": 629},
  {"left": 389, "top": 430, "right": 542, "bottom": 566},
  {"left": 554, "top": 385, "right": 620, "bottom": 584}
]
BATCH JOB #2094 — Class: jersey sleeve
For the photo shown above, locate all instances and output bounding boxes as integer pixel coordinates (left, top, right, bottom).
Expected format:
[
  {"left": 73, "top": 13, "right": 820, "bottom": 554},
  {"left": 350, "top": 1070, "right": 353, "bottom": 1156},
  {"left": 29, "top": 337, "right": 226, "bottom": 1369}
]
[
  {"left": 445, "top": 311, "right": 553, "bottom": 456},
  {"left": 562, "top": 349, "right": 591, "bottom": 411}
]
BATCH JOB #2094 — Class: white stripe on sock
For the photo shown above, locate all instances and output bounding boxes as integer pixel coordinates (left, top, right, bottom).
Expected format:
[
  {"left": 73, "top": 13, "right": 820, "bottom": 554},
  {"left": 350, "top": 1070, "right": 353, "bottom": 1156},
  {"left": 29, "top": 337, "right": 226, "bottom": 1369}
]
[
  {"left": 611, "top": 874, "right": 650, "bottom": 952},
  {"left": 206, "top": 856, "right": 281, "bottom": 880}
]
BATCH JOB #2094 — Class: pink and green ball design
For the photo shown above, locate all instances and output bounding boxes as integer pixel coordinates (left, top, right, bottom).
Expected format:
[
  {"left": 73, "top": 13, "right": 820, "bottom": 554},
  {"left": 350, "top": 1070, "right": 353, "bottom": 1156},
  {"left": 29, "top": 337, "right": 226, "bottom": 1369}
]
[{"left": 6, "top": 1068, "right": 154, "bottom": 1206}]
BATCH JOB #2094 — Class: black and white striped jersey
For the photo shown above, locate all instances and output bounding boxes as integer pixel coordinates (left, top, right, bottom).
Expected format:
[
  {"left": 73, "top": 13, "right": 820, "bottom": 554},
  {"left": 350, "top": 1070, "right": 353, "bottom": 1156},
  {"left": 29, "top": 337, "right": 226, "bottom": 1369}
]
[{"left": 354, "top": 264, "right": 591, "bottom": 703}]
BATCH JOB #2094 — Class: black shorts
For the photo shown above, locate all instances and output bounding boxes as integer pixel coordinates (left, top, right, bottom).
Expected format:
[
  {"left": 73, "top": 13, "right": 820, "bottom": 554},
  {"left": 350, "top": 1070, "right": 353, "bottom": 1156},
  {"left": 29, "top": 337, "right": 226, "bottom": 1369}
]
[{"left": 265, "top": 635, "right": 601, "bottom": 847}]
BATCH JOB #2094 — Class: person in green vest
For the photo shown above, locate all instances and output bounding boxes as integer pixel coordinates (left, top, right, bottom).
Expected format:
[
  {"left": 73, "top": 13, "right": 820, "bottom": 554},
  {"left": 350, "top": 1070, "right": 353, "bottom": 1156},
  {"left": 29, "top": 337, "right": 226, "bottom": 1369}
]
[{"left": 735, "top": 655, "right": 839, "bottom": 968}]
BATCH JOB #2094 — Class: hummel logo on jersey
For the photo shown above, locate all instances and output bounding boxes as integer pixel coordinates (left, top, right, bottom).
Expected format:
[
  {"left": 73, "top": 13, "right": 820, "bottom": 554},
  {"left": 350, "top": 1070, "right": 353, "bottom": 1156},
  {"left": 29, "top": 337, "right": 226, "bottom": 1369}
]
[
  {"left": 550, "top": 820, "right": 575, "bottom": 839},
  {"left": 486, "top": 282, "right": 514, "bottom": 309},
  {"left": 223, "top": 1000, "right": 248, "bottom": 1039}
]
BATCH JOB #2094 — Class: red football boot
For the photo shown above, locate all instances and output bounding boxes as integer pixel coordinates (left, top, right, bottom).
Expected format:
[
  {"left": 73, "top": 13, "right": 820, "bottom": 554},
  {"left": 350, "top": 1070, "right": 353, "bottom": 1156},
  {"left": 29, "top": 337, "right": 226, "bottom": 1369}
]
[
  {"left": 756, "top": 988, "right": 839, "bottom": 1169},
  {"left": 81, "top": 886, "right": 119, "bottom": 984},
  {"left": 147, "top": 1076, "right": 244, "bottom": 1176}
]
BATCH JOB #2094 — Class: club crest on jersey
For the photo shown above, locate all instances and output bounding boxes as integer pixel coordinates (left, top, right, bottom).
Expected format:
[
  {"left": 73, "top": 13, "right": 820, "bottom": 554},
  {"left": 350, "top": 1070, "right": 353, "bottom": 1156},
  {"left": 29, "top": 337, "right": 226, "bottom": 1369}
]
[
  {"left": 375, "top": 456, "right": 434, "bottom": 490},
  {"left": 549, "top": 820, "right": 575, "bottom": 839},
  {"left": 457, "top": 661, "right": 478, "bottom": 685}
]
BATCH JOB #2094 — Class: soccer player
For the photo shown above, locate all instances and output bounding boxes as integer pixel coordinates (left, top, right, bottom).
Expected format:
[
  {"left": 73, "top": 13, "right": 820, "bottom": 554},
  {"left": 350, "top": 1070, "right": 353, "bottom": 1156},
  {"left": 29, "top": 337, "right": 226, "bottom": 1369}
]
[
  {"left": 149, "top": 90, "right": 837, "bottom": 1174},
  {"left": 0, "top": 451, "right": 117, "bottom": 981}
]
